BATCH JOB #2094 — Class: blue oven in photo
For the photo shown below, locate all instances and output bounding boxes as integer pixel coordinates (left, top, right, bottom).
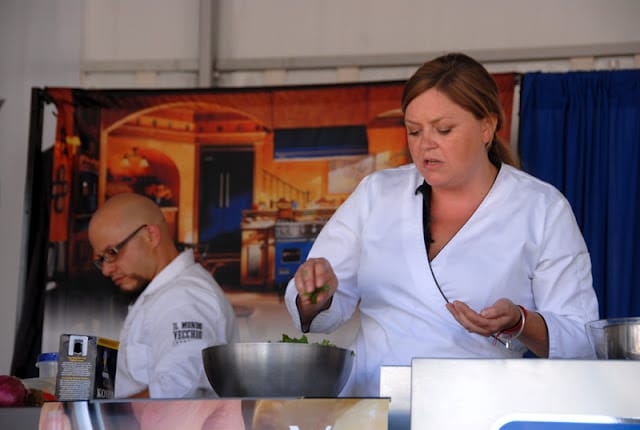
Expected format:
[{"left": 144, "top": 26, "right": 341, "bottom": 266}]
[{"left": 274, "top": 220, "right": 325, "bottom": 289}]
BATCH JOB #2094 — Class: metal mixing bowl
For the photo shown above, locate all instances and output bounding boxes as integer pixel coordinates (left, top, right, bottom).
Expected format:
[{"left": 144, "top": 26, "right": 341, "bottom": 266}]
[
  {"left": 202, "top": 342, "right": 355, "bottom": 397},
  {"left": 586, "top": 317, "right": 640, "bottom": 359}
]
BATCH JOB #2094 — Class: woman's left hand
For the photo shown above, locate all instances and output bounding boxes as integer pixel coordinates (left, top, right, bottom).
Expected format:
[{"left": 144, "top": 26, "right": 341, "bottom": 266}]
[{"left": 446, "top": 298, "right": 521, "bottom": 337}]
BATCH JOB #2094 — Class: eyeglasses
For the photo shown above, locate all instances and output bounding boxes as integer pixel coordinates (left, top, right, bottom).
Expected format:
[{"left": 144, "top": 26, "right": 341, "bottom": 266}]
[{"left": 93, "top": 224, "right": 147, "bottom": 270}]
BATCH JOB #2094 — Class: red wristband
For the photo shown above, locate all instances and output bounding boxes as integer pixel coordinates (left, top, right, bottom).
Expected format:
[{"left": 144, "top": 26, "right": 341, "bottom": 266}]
[
  {"left": 519, "top": 305, "right": 528, "bottom": 321},
  {"left": 500, "top": 305, "right": 528, "bottom": 334}
]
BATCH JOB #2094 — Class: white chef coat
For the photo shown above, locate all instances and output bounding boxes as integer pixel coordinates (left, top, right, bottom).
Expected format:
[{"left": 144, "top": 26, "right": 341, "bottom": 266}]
[
  {"left": 115, "top": 249, "right": 238, "bottom": 399},
  {"left": 285, "top": 163, "right": 599, "bottom": 397}
]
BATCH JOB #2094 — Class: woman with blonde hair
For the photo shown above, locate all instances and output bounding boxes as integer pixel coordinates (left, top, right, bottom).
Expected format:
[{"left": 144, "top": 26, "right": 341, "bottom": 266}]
[{"left": 285, "top": 53, "right": 599, "bottom": 396}]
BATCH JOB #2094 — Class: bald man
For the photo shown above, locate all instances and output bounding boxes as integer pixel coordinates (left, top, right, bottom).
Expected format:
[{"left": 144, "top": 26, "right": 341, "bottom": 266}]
[{"left": 88, "top": 193, "right": 238, "bottom": 399}]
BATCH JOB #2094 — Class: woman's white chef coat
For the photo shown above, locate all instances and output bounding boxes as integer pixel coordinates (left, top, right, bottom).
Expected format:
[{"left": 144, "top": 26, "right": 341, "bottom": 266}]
[
  {"left": 115, "top": 249, "right": 238, "bottom": 399},
  {"left": 285, "top": 163, "right": 599, "bottom": 397}
]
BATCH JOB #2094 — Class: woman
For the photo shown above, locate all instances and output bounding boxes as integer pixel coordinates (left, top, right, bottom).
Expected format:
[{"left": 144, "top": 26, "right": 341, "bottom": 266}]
[{"left": 284, "top": 53, "right": 599, "bottom": 397}]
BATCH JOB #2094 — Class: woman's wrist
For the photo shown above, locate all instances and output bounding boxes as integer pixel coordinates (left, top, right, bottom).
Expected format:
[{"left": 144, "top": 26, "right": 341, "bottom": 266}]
[
  {"left": 496, "top": 305, "right": 528, "bottom": 349},
  {"left": 501, "top": 304, "right": 526, "bottom": 334},
  {"left": 296, "top": 294, "right": 333, "bottom": 333}
]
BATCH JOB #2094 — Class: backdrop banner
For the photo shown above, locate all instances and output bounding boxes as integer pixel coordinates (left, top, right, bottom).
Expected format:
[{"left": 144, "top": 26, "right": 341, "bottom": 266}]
[{"left": 15, "top": 76, "right": 516, "bottom": 378}]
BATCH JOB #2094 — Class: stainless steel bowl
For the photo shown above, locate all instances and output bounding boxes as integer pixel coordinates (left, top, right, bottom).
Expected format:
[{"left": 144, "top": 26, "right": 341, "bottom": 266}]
[
  {"left": 586, "top": 317, "right": 640, "bottom": 359},
  {"left": 202, "top": 342, "right": 354, "bottom": 397}
]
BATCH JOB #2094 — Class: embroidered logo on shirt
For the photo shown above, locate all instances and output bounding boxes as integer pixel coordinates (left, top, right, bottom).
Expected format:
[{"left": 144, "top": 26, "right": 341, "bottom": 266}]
[{"left": 172, "top": 321, "right": 203, "bottom": 343}]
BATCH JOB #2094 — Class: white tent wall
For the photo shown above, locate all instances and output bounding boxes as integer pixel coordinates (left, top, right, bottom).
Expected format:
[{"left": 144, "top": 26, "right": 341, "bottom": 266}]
[
  {"left": 1, "top": 0, "right": 638, "bottom": 374},
  {"left": 0, "top": 0, "right": 84, "bottom": 376}
]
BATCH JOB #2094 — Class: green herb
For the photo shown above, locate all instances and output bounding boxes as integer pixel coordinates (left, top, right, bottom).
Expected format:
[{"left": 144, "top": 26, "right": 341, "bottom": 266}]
[
  {"left": 279, "top": 333, "right": 336, "bottom": 347},
  {"left": 304, "top": 284, "right": 330, "bottom": 304},
  {"left": 280, "top": 333, "right": 309, "bottom": 344}
]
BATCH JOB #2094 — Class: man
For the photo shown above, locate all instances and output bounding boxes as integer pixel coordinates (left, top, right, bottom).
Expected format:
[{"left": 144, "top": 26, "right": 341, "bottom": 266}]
[{"left": 88, "top": 193, "right": 237, "bottom": 399}]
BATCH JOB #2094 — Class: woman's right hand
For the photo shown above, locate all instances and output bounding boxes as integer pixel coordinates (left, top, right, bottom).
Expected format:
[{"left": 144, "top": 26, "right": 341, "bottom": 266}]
[{"left": 294, "top": 257, "right": 338, "bottom": 312}]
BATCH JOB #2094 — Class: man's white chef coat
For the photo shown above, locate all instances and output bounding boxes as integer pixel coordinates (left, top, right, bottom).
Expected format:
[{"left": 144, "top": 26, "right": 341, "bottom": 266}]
[
  {"left": 115, "top": 249, "right": 238, "bottom": 398},
  {"left": 285, "top": 163, "right": 599, "bottom": 397}
]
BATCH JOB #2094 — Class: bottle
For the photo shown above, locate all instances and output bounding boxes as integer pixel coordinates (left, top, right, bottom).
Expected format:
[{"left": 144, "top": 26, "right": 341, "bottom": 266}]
[{"left": 36, "top": 352, "right": 59, "bottom": 386}]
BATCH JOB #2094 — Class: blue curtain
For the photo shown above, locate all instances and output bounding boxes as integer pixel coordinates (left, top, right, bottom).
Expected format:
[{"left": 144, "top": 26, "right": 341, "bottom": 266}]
[{"left": 519, "top": 70, "right": 640, "bottom": 318}]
